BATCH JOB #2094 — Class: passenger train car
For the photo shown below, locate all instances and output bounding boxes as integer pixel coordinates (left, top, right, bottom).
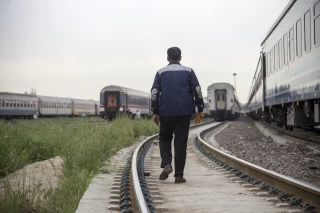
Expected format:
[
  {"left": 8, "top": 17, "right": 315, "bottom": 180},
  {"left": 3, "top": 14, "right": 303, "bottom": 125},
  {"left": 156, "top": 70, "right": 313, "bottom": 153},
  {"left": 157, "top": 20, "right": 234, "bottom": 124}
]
[
  {"left": 38, "top": 96, "right": 72, "bottom": 117},
  {"left": 0, "top": 92, "right": 99, "bottom": 118},
  {"left": 207, "top": 83, "right": 241, "bottom": 121},
  {"left": 71, "top": 99, "right": 96, "bottom": 116},
  {"left": 0, "top": 92, "right": 39, "bottom": 118},
  {"left": 246, "top": 0, "right": 320, "bottom": 129},
  {"left": 100, "top": 85, "right": 151, "bottom": 119}
]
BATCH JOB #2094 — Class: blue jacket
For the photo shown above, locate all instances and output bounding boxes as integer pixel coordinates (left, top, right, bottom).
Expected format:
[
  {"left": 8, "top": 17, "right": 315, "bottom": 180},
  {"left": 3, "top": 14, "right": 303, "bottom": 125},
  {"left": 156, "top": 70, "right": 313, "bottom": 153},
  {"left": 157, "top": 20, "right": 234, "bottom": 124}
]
[{"left": 151, "top": 62, "right": 204, "bottom": 116}]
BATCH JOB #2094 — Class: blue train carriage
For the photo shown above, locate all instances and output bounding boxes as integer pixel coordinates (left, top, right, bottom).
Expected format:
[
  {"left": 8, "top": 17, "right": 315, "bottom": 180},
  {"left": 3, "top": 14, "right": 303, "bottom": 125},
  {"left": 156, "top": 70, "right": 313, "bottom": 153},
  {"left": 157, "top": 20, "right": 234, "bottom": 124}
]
[
  {"left": 100, "top": 85, "right": 151, "bottom": 119},
  {"left": 71, "top": 98, "right": 96, "bottom": 116},
  {"left": 38, "top": 96, "right": 72, "bottom": 117},
  {"left": 246, "top": 0, "right": 320, "bottom": 129},
  {"left": 245, "top": 54, "right": 265, "bottom": 119},
  {"left": 0, "top": 92, "right": 39, "bottom": 119},
  {"left": 207, "top": 83, "right": 241, "bottom": 121}
]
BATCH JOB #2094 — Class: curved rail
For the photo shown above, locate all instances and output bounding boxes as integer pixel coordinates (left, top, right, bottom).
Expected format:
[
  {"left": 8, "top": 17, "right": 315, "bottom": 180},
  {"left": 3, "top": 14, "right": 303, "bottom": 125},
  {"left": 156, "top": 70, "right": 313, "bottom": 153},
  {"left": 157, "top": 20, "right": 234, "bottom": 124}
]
[
  {"left": 258, "top": 120, "right": 320, "bottom": 146},
  {"left": 196, "top": 124, "right": 320, "bottom": 210},
  {"left": 131, "top": 120, "right": 216, "bottom": 213}
]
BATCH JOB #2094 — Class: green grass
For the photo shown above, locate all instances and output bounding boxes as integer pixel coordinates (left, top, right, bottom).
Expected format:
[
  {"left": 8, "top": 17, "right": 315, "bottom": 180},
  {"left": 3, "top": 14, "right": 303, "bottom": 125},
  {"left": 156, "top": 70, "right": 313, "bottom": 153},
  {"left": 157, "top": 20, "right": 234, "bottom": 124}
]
[{"left": 0, "top": 116, "right": 159, "bottom": 213}]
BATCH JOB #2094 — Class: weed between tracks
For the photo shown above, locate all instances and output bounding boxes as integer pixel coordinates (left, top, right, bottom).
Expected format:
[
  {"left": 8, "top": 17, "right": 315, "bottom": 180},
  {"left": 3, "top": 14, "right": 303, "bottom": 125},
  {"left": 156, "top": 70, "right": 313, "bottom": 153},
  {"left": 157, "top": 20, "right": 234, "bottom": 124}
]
[{"left": 0, "top": 116, "right": 159, "bottom": 212}]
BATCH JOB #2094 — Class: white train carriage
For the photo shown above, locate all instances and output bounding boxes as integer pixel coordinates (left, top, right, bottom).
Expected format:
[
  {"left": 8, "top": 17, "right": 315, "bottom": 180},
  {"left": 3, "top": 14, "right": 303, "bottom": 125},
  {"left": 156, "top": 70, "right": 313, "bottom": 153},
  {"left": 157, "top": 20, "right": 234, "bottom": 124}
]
[
  {"left": 71, "top": 99, "right": 96, "bottom": 116},
  {"left": 38, "top": 96, "right": 72, "bottom": 117},
  {"left": 100, "top": 85, "right": 151, "bottom": 119},
  {"left": 207, "top": 83, "right": 241, "bottom": 121},
  {"left": 0, "top": 92, "right": 39, "bottom": 118}
]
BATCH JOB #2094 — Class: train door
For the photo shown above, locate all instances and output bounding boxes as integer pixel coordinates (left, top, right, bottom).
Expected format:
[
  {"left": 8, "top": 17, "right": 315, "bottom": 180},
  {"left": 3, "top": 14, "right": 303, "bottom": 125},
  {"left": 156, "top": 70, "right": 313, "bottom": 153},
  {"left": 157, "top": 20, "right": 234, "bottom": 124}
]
[
  {"left": 215, "top": 90, "right": 226, "bottom": 110},
  {"left": 105, "top": 91, "right": 120, "bottom": 113}
]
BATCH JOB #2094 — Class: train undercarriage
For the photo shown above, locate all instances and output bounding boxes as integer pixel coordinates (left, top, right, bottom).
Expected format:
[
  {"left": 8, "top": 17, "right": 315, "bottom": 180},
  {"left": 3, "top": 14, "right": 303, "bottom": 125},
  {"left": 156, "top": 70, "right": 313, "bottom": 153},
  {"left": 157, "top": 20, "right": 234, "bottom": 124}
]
[
  {"left": 248, "top": 100, "right": 319, "bottom": 130},
  {"left": 210, "top": 110, "right": 239, "bottom": 121}
]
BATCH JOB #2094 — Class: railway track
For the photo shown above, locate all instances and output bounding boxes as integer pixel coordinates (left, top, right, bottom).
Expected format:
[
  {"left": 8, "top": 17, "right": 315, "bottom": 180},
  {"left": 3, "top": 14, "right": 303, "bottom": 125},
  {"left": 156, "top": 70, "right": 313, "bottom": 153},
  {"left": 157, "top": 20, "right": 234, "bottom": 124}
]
[
  {"left": 259, "top": 121, "right": 320, "bottom": 147},
  {"left": 115, "top": 121, "right": 320, "bottom": 213}
]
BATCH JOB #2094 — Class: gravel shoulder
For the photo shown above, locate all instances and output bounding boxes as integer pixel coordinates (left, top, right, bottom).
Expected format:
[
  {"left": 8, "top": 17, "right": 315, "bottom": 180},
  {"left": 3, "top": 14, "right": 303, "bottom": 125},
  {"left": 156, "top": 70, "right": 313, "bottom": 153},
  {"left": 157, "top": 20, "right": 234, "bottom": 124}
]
[{"left": 214, "top": 115, "right": 320, "bottom": 188}]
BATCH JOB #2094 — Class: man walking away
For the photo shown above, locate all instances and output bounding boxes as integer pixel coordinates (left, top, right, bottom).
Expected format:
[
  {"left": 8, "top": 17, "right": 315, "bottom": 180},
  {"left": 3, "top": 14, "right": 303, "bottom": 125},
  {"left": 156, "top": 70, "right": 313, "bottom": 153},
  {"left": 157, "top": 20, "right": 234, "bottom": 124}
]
[{"left": 150, "top": 47, "right": 204, "bottom": 183}]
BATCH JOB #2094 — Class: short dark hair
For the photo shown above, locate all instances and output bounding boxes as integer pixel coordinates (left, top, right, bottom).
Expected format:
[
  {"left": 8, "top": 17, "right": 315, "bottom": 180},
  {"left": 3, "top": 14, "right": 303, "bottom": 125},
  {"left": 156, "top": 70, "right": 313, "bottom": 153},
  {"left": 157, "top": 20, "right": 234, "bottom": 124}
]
[{"left": 167, "top": 47, "right": 181, "bottom": 60}]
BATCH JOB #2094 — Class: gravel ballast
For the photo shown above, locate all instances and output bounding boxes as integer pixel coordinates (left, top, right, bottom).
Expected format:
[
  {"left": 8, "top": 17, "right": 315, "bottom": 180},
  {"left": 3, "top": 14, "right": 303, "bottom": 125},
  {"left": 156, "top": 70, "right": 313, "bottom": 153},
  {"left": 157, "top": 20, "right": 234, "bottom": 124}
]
[{"left": 214, "top": 116, "right": 320, "bottom": 188}]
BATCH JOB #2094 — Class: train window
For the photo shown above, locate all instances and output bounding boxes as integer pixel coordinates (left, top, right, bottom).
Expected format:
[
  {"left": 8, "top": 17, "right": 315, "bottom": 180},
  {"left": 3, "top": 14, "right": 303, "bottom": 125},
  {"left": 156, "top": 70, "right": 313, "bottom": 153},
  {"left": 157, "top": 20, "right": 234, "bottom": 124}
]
[
  {"left": 222, "top": 94, "right": 225, "bottom": 101},
  {"left": 266, "top": 52, "right": 269, "bottom": 76},
  {"left": 0, "top": 100, "right": 2, "bottom": 107},
  {"left": 315, "top": 0, "right": 320, "bottom": 45},
  {"left": 13, "top": 102, "right": 16, "bottom": 107},
  {"left": 296, "top": 19, "right": 302, "bottom": 57},
  {"left": 274, "top": 44, "right": 278, "bottom": 72},
  {"left": 283, "top": 34, "right": 288, "bottom": 66},
  {"left": 304, "top": 10, "right": 311, "bottom": 52},
  {"left": 278, "top": 39, "right": 283, "bottom": 69},
  {"left": 289, "top": 28, "right": 295, "bottom": 62},
  {"left": 270, "top": 50, "right": 273, "bottom": 75}
]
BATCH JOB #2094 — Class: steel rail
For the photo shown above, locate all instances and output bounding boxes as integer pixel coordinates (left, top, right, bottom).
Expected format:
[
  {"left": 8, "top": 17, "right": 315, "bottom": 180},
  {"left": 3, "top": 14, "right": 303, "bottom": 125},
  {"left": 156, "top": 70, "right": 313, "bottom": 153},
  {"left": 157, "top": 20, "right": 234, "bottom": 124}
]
[
  {"left": 131, "top": 120, "right": 216, "bottom": 213},
  {"left": 197, "top": 124, "right": 320, "bottom": 210},
  {"left": 258, "top": 121, "right": 320, "bottom": 145}
]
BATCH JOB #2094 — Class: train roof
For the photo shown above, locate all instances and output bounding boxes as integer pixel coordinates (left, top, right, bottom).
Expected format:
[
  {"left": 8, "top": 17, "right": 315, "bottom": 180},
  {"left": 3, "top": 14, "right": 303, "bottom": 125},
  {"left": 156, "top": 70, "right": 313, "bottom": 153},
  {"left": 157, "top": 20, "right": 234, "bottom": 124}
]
[
  {"left": 261, "top": 0, "right": 296, "bottom": 46},
  {"left": 38, "top": 95, "right": 72, "bottom": 103},
  {"left": 207, "top": 82, "right": 235, "bottom": 90},
  {"left": 0, "top": 92, "right": 39, "bottom": 100},
  {"left": 100, "top": 85, "right": 150, "bottom": 98}
]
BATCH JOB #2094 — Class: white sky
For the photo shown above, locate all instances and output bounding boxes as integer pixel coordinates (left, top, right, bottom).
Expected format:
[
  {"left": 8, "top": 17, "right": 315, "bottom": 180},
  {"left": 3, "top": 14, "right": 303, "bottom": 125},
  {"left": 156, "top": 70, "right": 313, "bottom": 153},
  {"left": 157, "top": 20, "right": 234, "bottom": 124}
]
[{"left": 0, "top": 0, "right": 289, "bottom": 103}]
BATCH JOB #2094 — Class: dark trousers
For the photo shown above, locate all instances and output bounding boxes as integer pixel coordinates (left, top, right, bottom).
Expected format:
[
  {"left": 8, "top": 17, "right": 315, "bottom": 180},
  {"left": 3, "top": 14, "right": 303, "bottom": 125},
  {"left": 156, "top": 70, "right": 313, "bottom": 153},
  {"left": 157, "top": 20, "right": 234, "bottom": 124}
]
[{"left": 159, "top": 115, "right": 191, "bottom": 177}]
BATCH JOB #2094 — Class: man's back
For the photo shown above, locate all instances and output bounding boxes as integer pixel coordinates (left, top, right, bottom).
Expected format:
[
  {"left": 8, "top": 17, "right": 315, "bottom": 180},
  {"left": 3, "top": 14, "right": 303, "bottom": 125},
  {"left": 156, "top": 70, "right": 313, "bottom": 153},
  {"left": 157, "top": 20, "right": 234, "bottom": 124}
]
[{"left": 151, "top": 62, "right": 204, "bottom": 116}]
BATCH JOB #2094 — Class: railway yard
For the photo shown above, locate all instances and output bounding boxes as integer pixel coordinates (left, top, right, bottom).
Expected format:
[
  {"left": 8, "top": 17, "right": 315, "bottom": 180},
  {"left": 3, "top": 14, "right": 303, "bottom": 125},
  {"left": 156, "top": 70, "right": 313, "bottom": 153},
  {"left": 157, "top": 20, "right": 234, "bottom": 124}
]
[
  {"left": 75, "top": 117, "right": 320, "bottom": 213},
  {"left": 1, "top": 0, "right": 320, "bottom": 212}
]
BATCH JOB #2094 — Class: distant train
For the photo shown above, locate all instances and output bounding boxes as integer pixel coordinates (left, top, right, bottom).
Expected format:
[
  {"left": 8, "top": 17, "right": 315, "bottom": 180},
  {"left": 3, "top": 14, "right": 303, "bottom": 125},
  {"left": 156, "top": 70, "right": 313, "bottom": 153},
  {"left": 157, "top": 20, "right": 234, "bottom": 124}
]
[
  {"left": 100, "top": 85, "right": 151, "bottom": 119},
  {"left": 246, "top": 0, "right": 320, "bottom": 129},
  {"left": 99, "top": 85, "right": 211, "bottom": 120},
  {"left": 0, "top": 92, "right": 99, "bottom": 119},
  {"left": 207, "top": 83, "right": 241, "bottom": 121}
]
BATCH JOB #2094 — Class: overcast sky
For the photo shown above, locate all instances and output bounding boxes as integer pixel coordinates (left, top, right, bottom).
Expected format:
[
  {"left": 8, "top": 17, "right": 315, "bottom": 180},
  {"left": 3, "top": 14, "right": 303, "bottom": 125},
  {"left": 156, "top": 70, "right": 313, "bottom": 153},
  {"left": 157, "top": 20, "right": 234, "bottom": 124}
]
[{"left": 0, "top": 0, "right": 289, "bottom": 103}]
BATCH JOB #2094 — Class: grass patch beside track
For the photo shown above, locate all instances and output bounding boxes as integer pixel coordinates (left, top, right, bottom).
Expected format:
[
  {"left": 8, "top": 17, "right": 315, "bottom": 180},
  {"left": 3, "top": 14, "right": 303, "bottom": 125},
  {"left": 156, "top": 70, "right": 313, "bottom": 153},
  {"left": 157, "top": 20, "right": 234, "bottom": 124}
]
[{"left": 0, "top": 116, "right": 158, "bottom": 212}]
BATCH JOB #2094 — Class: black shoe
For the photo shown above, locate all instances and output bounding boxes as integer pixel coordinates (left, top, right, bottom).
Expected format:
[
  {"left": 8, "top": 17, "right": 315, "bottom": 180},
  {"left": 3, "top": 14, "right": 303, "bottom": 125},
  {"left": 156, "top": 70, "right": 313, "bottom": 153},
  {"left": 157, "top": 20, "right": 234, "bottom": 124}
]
[
  {"left": 175, "top": 176, "right": 186, "bottom": 184},
  {"left": 159, "top": 165, "right": 173, "bottom": 180}
]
